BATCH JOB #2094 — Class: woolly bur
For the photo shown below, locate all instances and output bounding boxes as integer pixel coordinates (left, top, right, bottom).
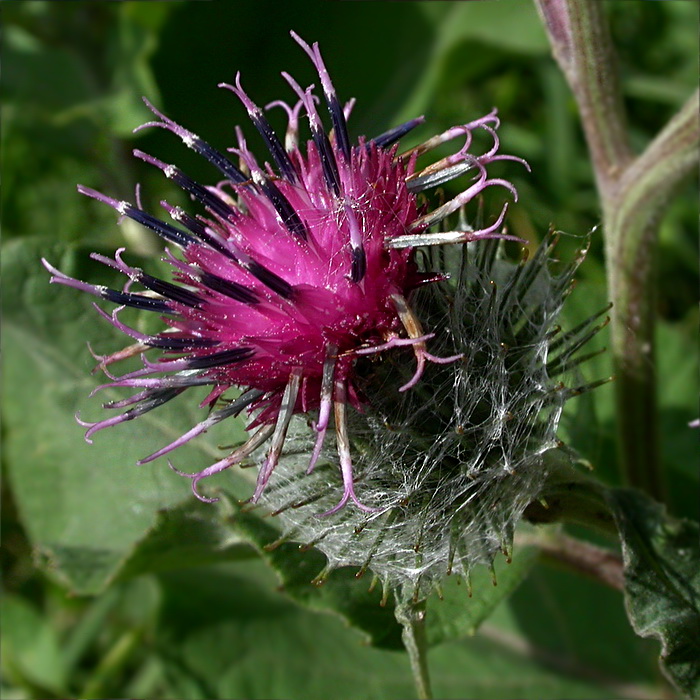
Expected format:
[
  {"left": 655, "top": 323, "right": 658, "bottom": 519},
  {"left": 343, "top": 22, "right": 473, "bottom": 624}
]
[{"left": 259, "top": 231, "right": 609, "bottom": 602}]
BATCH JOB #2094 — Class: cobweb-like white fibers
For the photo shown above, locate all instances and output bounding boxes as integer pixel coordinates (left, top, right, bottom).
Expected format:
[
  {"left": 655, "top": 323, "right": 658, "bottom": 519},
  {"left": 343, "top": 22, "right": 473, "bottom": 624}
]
[{"left": 257, "top": 235, "right": 597, "bottom": 598}]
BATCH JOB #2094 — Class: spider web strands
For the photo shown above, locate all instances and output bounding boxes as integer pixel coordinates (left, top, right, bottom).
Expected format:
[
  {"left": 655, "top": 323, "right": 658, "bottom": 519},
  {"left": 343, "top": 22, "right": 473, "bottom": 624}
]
[
  {"left": 356, "top": 508, "right": 400, "bottom": 579},
  {"left": 257, "top": 232, "right": 605, "bottom": 599},
  {"left": 390, "top": 293, "right": 463, "bottom": 392},
  {"left": 266, "top": 473, "right": 339, "bottom": 519},
  {"left": 317, "top": 378, "right": 384, "bottom": 517},
  {"left": 265, "top": 479, "right": 332, "bottom": 519}
]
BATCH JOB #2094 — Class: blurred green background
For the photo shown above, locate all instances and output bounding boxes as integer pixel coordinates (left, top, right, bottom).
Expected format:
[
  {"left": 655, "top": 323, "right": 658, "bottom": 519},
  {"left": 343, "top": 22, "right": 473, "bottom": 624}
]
[{"left": 2, "top": 1, "right": 698, "bottom": 698}]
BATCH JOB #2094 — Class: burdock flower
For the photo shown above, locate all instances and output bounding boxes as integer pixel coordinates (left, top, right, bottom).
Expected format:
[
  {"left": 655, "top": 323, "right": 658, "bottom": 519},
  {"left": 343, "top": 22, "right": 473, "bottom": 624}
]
[{"left": 44, "top": 32, "right": 525, "bottom": 515}]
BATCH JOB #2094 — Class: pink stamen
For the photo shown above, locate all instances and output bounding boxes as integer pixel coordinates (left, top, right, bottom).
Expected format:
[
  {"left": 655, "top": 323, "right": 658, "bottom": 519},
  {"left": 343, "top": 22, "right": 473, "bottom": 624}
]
[{"left": 317, "top": 380, "right": 382, "bottom": 518}]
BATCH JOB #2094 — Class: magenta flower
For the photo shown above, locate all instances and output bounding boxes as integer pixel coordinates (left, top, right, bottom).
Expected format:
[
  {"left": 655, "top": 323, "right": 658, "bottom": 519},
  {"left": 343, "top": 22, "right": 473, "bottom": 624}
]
[{"left": 44, "top": 32, "right": 526, "bottom": 514}]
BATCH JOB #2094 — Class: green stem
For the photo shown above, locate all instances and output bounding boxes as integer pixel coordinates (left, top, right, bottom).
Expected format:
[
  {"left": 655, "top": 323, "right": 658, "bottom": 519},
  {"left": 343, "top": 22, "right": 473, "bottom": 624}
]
[
  {"left": 534, "top": 0, "right": 700, "bottom": 500},
  {"left": 395, "top": 598, "right": 433, "bottom": 700},
  {"left": 61, "top": 586, "right": 121, "bottom": 675},
  {"left": 79, "top": 627, "right": 143, "bottom": 699},
  {"left": 604, "top": 90, "right": 699, "bottom": 500}
]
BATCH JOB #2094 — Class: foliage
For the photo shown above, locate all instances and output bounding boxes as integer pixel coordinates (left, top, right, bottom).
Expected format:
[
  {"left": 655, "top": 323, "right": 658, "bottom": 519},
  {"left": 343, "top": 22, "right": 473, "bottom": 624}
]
[{"left": 608, "top": 489, "right": 700, "bottom": 697}]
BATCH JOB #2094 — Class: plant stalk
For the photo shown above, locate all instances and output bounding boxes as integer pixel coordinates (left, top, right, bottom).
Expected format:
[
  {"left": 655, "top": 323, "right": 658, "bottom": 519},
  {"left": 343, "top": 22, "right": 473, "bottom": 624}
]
[
  {"left": 604, "top": 90, "right": 699, "bottom": 499},
  {"left": 517, "top": 530, "right": 624, "bottom": 591},
  {"left": 534, "top": 0, "right": 700, "bottom": 500},
  {"left": 395, "top": 598, "right": 433, "bottom": 700},
  {"left": 79, "top": 628, "right": 143, "bottom": 699}
]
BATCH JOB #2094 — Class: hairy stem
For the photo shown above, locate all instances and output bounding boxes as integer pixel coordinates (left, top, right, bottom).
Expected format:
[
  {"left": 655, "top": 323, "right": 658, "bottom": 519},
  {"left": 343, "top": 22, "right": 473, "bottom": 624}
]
[
  {"left": 395, "top": 598, "right": 433, "bottom": 700},
  {"left": 533, "top": 0, "right": 633, "bottom": 184},
  {"left": 517, "top": 530, "right": 624, "bottom": 591},
  {"left": 604, "top": 90, "right": 700, "bottom": 500},
  {"left": 534, "top": 0, "right": 700, "bottom": 499}
]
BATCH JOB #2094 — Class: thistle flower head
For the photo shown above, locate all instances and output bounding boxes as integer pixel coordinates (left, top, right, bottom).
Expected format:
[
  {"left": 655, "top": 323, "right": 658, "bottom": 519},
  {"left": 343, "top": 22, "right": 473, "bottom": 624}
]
[{"left": 44, "top": 33, "right": 526, "bottom": 515}]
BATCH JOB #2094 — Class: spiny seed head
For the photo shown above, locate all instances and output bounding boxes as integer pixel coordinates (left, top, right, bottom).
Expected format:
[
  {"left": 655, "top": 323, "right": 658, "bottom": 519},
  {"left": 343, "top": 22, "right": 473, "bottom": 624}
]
[
  {"left": 258, "top": 233, "right": 608, "bottom": 599},
  {"left": 43, "top": 32, "right": 527, "bottom": 515}
]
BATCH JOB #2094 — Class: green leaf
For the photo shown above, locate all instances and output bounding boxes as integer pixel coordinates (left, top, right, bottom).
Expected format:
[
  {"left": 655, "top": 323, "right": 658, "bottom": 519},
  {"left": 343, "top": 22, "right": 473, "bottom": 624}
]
[
  {"left": 113, "top": 498, "right": 255, "bottom": 582},
  {"left": 2, "top": 8, "right": 150, "bottom": 243},
  {"left": 2, "top": 237, "right": 252, "bottom": 594},
  {"left": 153, "top": 559, "right": 629, "bottom": 700},
  {"left": 104, "top": 4, "right": 169, "bottom": 137},
  {"left": 1, "top": 236, "right": 535, "bottom": 650},
  {"left": 490, "top": 558, "right": 665, "bottom": 697},
  {"left": 418, "top": 0, "right": 549, "bottom": 56},
  {"left": 394, "top": 2, "right": 548, "bottom": 126},
  {"left": 607, "top": 488, "right": 700, "bottom": 697},
  {"left": 1, "top": 594, "right": 67, "bottom": 697}
]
